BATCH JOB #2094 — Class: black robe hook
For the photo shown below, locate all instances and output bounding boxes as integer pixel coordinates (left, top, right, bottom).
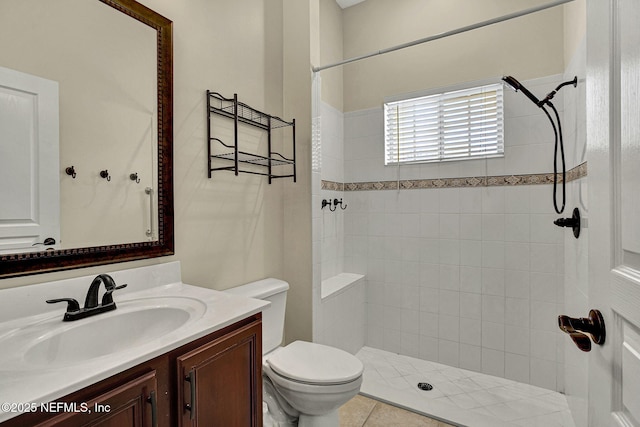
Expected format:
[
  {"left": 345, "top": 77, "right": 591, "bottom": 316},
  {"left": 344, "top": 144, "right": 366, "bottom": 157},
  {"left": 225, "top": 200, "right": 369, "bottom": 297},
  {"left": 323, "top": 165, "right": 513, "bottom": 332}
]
[{"left": 65, "top": 166, "right": 76, "bottom": 179}]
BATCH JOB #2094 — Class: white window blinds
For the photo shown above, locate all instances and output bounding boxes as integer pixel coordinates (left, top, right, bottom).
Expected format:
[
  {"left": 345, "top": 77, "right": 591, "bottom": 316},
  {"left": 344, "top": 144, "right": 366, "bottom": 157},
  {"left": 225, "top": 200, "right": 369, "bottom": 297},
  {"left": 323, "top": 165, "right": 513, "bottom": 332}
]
[{"left": 384, "top": 83, "right": 504, "bottom": 165}]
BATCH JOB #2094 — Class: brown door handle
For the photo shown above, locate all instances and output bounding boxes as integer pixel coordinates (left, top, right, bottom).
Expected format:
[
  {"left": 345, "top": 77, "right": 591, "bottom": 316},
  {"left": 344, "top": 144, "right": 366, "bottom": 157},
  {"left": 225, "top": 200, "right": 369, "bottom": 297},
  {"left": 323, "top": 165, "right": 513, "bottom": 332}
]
[{"left": 558, "top": 309, "right": 605, "bottom": 352}]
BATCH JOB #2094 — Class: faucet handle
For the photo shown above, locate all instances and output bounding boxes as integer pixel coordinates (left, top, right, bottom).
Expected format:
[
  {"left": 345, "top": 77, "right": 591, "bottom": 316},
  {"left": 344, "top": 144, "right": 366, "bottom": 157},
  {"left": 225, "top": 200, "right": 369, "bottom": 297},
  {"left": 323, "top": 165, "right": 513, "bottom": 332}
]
[
  {"left": 46, "top": 298, "right": 81, "bottom": 313},
  {"left": 101, "top": 284, "right": 127, "bottom": 306}
]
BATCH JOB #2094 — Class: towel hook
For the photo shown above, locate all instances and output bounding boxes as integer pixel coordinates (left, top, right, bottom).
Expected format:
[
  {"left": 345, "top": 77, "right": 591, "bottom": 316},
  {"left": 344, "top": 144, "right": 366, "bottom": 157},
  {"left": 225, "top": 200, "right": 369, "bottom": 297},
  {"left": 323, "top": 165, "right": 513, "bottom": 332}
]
[
  {"left": 333, "top": 198, "right": 347, "bottom": 210},
  {"left": 129, "top": 173, "right": 140, "bottom": 184},
  {"left": 65, "top": 166, "right": 76, "bottom": 179},
  {"left": 100, "top": 170, "right": 111, "bottom": 182},
  {"left": 322, "top": 199, "right": 335, "bottom": 211}
]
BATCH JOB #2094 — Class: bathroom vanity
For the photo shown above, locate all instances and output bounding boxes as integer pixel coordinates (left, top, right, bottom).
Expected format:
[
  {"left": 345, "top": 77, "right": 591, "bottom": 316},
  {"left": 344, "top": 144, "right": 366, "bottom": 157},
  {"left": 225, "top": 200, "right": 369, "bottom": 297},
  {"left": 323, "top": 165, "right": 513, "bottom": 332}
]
[{"left": 0, "top": 263, "right": 267, "bottom": 427}]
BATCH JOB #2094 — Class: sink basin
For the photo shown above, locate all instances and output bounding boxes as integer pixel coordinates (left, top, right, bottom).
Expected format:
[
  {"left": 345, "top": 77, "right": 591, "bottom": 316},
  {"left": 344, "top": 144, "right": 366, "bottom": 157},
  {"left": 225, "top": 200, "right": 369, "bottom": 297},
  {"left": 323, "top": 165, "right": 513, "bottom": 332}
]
[{"left": 0, "top": 297, "right": 207, "bottom": 368}]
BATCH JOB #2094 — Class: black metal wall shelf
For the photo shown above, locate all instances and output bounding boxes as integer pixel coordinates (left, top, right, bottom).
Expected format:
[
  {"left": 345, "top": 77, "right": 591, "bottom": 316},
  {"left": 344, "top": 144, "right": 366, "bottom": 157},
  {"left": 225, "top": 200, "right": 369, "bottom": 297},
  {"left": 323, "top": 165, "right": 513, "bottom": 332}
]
[{"left": 207, "top": 91, "right": 296, "bottom": 183}]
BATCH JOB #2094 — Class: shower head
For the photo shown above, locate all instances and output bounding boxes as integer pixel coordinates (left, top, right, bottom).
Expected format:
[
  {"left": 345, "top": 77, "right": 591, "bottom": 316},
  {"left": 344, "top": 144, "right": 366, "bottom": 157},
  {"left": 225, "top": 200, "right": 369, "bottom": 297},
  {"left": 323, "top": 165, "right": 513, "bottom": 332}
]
[
  {"left": 502, "top": 74, "right": 578, "bottom": 215},
  {"left": 502, "top": 75, "right": 542, "bottom": 107}
]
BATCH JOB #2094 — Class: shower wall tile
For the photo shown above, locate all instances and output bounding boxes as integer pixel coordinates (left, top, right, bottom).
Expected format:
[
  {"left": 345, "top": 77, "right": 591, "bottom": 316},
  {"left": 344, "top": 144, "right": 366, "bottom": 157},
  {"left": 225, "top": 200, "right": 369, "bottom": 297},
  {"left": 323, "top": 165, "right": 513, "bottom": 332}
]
[
  {"left": 481, "top": 214, "right": 505, "bottom": 241},
  {"left": 460, "top": 266, "right": 482, "bottom": 294},
  {"left": 439, "top": 339, "right": 460, "bottom": 367},
  {"left": 481, "top": 348, "right": 505, "bottom": 377},
  {"left": 420, "top": 312, "right": 439, "bottom": 338},
  {"left": 320, "top": 102, "right": 344, "bottom": 184},
  {"left": 459, "top": 188, "right": 482, "bottom": 213},
  {"left": 460, "top": 215, "right": 482, "bottom": 240},
  {"left": 481, "top": 241, "right": 505, "bottom": 269},
  {"left": 505, "top": 214, "right": 530, "bottom": 241},
  {"left": 420, "top": 336, "right": 439, "bottom": 362},
  {"left": 505, "top": 352, "right": 531, "bottom": 384},
  {"left": 459, "top": 293, "right": 482, "bottom": 319},
  {"left": 482, "top": 295, "right": 505, "bottom": 324},
  {"left": 504, "top": 186, "right": 531, "bottom": 213},
  {"left": 505, "top": 297, "right": 530, "bottom": 327},
  {"left": 530, "top": 358, "right": 557, "bottom": 390},
  {"left": 531, "top": 214, "right": 562, "bottom": 243},
  {"left": 482, "top": 268, "right": 505, "bottom": 296},
  {"left": 401, "top": 332, "right": 421, "bottom": 358},
  {"left": 482, "top": 321, "right": 505, "bottom": 351},
  {"left": 505, "top": 270, "right": 529, "bottom": 299},
  {"left": 340, "top": 181, "right": 564, "bottom": 392},
  {"left": 459, "top": 344, "right": 482, "bottom": 372},
  {"left": 460, "top": 318, "right": 481, "bottom": 346},
  {"left": 481, "top": 187, "right": 505, "bottom": 214},
  {"left": 505, "top": 325, "right": 530, "bottom": 356},
  {"left": 320, "top": 188, "right": 344, "bottom": 280},
  {"left": 504, "top": 242, "right": 530, "bottom": 271}
]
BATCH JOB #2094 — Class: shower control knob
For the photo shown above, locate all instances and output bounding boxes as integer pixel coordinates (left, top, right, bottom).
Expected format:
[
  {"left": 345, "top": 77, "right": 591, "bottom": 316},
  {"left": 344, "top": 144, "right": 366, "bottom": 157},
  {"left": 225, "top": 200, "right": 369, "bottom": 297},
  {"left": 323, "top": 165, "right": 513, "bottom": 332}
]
[{"left": 554, "top": 207, "right": 580, "bottom": 238}]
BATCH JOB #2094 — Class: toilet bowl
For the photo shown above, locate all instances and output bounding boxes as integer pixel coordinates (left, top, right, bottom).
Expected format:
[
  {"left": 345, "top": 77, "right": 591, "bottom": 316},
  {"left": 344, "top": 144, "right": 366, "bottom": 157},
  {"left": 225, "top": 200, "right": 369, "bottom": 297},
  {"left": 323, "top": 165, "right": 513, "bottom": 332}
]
[{"left": 225, "top": 279, "right": 363, "bottom": 426}]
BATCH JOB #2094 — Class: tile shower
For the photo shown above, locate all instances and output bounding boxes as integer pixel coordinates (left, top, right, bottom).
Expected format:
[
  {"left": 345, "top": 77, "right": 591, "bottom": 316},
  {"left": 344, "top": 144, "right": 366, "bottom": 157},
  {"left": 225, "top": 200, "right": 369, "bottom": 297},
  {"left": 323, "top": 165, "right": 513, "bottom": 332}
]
[{"left": 312, "top": 48, "right": 587, "bottom": 425}]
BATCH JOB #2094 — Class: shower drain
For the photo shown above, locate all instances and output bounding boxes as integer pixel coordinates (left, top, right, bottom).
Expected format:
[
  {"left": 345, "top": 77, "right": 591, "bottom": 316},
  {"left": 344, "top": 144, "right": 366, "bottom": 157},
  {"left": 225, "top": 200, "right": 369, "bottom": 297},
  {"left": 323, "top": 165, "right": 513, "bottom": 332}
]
[{"left": 417, "top": 382, "right": 433, "bottom": 391}]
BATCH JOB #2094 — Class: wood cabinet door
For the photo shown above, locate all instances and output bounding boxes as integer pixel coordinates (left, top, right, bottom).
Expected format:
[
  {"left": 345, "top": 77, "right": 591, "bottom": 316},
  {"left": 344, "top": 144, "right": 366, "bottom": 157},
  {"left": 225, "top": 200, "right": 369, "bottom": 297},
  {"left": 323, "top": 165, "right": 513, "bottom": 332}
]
[
  {"left": 177, "top": 320, "right": 262, "bottom": 427},
  {"left": 34, "top": 370, "right": 158, "bottom": 427}
]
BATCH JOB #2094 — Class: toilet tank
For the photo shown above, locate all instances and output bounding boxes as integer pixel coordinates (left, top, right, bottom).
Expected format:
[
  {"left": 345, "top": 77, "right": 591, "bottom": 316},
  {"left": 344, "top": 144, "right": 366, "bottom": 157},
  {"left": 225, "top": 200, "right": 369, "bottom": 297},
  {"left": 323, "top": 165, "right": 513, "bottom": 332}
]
[{"left": 224, "top": 278, "right": 289, "bottom": 355}]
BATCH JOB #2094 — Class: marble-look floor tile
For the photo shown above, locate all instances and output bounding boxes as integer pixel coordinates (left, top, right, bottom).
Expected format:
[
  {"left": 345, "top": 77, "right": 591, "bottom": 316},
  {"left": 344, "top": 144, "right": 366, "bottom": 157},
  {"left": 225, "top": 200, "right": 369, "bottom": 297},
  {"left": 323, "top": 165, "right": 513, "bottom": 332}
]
[{"left": 355, "top": 346, "right": 575, "bottom": 427}]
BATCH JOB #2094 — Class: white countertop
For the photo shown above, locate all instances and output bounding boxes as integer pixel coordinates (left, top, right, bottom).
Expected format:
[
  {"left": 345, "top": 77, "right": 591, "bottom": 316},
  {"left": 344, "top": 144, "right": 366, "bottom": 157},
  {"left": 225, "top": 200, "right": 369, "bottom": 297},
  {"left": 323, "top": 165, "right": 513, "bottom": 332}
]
[{"left": 0, "top": 262, "right": 267, "bottom": 423}]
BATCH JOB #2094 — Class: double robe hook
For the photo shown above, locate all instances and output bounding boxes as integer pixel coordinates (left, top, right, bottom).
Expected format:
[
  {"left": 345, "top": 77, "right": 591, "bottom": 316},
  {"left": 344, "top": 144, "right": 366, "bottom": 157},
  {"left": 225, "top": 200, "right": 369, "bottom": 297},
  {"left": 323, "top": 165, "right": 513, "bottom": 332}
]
[{"left": 321, "top": 198, "right": 347, "bottom": 211}]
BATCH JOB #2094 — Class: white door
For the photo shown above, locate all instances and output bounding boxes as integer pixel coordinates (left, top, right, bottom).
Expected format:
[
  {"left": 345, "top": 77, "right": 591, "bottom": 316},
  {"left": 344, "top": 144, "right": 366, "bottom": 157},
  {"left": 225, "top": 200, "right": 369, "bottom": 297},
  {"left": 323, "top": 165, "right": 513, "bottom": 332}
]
[
  {"left": 586, "top": 0, "right": 640, "bottom": 426},
  {"left": 0, "top": 66, "right": 59, "bottom": 252}
]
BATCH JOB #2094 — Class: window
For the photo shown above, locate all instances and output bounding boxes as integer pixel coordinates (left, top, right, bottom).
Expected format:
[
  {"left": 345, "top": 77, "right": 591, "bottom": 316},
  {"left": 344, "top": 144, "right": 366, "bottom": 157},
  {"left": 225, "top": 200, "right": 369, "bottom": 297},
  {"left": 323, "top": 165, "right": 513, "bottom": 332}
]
[{"left": 384, "top": 83, "right": 504, "bottom": 165}]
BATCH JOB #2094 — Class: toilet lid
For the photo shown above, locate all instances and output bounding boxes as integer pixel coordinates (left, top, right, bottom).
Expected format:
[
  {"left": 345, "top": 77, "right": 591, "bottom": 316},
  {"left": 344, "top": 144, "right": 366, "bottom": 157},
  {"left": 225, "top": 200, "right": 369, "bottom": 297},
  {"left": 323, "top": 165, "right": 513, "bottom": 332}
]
[{"left": 266, "top": 341, "right": 363, "bottom": 385}]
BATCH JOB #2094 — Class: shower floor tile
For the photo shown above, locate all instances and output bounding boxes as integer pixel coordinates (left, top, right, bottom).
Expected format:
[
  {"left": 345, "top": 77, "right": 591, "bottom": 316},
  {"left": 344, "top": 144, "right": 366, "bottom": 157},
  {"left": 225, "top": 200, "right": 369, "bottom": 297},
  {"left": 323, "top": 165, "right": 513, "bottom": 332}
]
[{"left": 356, "top": 347, "right": 575, "bottom": 427}]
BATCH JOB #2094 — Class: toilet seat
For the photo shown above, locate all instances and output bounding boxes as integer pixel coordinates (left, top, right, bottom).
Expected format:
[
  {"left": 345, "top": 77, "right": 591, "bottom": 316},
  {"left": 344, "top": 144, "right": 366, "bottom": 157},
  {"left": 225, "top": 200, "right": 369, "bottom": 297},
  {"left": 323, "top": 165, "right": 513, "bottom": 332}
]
[{"left": 265, "top": 341, "right": 363, "bottom": 386}]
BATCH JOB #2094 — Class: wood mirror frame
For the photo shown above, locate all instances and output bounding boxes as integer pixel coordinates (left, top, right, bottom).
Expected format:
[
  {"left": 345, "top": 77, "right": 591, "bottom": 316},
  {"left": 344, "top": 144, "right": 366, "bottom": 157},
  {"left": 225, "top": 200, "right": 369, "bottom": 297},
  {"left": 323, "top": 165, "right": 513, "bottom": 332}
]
[{"left": 0, "top": 0, "right": 173, "bottom": 279}]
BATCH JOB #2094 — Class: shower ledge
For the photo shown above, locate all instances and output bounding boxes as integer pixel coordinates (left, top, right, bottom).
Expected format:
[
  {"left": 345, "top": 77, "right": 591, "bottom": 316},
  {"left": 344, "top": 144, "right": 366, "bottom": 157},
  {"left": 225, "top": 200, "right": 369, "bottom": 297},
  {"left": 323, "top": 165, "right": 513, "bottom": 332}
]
[{"left": 321, "top": 273, "right": 365, "bottom": 300}]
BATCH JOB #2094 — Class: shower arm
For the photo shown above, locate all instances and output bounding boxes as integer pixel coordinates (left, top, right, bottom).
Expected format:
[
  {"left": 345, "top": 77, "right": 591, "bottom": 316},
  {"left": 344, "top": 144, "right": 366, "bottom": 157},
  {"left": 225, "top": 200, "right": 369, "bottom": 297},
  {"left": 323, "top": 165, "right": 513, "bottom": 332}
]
[{"left": 540, "top": 76, "right": 578, "bottom": 106}]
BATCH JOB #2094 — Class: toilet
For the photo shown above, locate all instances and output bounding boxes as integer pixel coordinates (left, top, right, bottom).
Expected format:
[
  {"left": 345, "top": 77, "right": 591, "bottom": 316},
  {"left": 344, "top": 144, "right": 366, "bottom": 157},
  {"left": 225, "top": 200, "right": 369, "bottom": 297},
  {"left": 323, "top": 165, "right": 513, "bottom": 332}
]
[{"left": 225, "top": 278, "right": 363, "bottom": 427}]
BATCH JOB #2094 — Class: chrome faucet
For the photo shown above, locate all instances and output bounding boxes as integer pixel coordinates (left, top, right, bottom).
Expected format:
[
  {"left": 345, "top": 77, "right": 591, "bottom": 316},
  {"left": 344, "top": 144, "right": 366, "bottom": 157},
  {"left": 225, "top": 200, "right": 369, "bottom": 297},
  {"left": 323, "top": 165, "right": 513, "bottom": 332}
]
[{"left": 47, "top": 274, "right": 127, "bottom": 321}]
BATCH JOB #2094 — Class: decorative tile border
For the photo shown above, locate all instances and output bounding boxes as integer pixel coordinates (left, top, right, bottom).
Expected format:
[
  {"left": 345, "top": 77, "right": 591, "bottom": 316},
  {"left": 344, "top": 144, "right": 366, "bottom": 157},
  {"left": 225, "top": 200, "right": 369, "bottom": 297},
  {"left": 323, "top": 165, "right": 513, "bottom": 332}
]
[
  {"left": 321, "top": 162, "right": 587, "bottom": 192},
  {"left": 321, "top": 180, "right": 344, "bottom": 191}
]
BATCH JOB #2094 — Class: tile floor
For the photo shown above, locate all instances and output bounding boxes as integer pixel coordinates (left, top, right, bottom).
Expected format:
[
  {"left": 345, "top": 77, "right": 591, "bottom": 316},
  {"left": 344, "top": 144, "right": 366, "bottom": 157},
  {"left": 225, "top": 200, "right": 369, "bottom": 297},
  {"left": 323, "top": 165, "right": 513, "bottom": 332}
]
[
  {"left": 356, "top": 347, "right": 575, "bottom": 427},
  {"left": 340, "top": 395, "right": 455, "bottom": 427}
]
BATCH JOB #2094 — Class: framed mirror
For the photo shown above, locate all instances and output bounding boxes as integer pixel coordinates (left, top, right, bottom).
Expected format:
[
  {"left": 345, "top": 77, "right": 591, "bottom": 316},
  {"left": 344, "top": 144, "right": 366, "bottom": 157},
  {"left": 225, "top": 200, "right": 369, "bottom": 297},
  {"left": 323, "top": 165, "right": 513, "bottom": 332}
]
[{"left": 0, "top": 0, "right": 173, "bottom": 278}]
